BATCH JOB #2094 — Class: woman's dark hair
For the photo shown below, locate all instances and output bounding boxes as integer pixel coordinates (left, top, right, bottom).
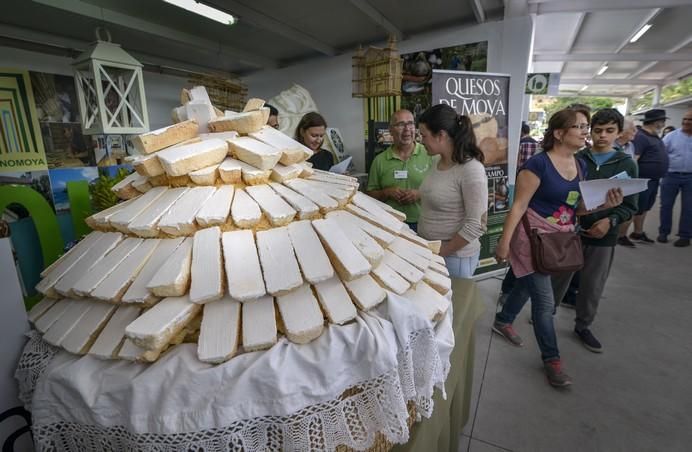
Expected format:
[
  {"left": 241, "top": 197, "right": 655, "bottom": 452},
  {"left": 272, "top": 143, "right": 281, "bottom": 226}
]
[
  {"left": 418, "top": 104, "right": 484, "bottom": 164},
  {"left": 542, "top": 108, "right": 580, "bottom": 151},
  {"left": 591, "top": 108, "right": 623, "bottom": 132},
  {"left": 294, "top": 112, "right": 327, "bottom": 144}
]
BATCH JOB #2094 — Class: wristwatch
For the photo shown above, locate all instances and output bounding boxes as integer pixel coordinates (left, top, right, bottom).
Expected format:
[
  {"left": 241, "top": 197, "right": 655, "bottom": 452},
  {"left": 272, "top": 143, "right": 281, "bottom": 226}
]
[{"left": 608, "top": 216, "right": 618, "bottom": 228}]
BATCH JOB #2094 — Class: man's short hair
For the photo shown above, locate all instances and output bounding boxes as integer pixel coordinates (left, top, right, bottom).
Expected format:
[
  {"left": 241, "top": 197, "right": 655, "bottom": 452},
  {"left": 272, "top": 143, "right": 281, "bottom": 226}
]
[
  {"left": 521, "top": 122, "right": 530, "bottom": 135},
  {"left": 591, "top": 108, "right": 624, "bottom": 132}
]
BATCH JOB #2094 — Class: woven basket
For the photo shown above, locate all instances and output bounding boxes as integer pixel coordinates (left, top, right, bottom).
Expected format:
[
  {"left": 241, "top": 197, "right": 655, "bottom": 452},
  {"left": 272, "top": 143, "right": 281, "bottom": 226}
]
[{"left": 187, "top": 74, "right": 247, "bottom": 112}]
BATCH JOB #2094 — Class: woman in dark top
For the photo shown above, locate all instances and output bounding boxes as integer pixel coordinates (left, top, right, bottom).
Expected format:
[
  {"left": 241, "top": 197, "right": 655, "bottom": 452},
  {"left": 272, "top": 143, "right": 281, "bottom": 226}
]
[{"left": 295, "top": 112, "right": 334, "bottom": 171}]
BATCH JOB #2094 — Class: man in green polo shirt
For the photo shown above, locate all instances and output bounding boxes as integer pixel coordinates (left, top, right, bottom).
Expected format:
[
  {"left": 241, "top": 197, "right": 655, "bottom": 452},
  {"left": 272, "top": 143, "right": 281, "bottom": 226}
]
[{"left": 366, "top": 109, "right": 433, "bottom": 231}]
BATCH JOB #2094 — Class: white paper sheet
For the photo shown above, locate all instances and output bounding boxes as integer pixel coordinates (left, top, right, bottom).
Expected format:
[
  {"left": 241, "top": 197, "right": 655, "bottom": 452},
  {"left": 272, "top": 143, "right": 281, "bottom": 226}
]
[
  {"left": 329, "top": 156, "right": 352, "bottom": 174},
  {"left": 579, "top": 178, "right": 649, "bottom": 210}
]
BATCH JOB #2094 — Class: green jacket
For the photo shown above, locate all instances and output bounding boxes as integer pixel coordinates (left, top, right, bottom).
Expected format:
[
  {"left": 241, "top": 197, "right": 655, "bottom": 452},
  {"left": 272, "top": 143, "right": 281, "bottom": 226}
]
[{"left": 576, "top": 149, "right": 638, "bottom": 247}]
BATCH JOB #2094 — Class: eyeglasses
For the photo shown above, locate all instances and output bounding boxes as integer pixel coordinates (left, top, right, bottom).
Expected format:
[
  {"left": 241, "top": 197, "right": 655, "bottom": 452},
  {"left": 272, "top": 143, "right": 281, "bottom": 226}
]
[
  {"left": 570, "top": 124, "right": 590, "bottom": 131},
  {"left": 392, "top": 121, "right": 416, "bottom": 129}
]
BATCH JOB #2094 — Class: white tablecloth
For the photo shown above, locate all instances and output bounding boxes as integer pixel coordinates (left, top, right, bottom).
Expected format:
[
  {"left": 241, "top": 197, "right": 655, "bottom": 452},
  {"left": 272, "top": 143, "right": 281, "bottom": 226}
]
[{"left": 16, "top": 291, "right": 454, "bottom": 451}]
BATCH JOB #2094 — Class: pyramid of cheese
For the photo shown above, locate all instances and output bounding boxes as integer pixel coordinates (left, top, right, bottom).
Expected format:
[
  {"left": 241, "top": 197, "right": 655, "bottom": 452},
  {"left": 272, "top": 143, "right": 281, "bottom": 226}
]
[{"left": 30, "top": 91, "right": 451, "bottom": 365}]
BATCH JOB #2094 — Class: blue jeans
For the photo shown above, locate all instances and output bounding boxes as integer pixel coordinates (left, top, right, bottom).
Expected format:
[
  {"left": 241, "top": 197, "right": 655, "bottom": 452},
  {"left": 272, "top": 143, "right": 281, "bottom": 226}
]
[
  {"left": 444, "top": 253, "right": 479, "bottom": 279},
  {"left": 659, "top": 172, "right": 692, "bottom": 239},
  {"left": 495, "top": 272, "right": 560, "bottom": 362}
]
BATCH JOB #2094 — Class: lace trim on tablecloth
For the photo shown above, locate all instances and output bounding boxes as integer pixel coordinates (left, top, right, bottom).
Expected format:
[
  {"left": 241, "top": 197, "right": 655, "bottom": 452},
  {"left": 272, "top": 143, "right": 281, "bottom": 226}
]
[
  {"left": 14, "top": 330, "right": 58, "bottom": 411},
  {"left": 20, "top": 322, "right": 450, "bottom": 452}
]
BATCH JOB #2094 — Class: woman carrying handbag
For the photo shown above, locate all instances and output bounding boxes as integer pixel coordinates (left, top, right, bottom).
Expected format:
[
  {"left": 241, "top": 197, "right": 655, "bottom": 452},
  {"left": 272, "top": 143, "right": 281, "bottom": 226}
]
[{"left": 492, "top": 107, "right": 623, "bottom": 388}]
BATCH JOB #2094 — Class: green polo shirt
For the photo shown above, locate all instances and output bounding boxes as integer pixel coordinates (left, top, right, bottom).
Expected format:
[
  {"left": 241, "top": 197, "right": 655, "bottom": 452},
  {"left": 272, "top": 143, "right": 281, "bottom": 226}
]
[{"left": 366, "top": 143, "right": 432, "bottom": 223}]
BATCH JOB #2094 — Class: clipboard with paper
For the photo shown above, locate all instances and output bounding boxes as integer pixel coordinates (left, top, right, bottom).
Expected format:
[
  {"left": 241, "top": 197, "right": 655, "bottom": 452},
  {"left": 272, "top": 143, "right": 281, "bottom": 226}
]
[{"left": 579, "top": 178, "right": 649, "bottom": 210}]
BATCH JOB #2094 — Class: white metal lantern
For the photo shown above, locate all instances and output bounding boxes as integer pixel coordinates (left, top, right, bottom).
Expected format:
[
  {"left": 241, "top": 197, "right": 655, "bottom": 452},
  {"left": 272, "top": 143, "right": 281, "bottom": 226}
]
[{"left": 73, "top": 31, "right": 149, "bottom": 135}]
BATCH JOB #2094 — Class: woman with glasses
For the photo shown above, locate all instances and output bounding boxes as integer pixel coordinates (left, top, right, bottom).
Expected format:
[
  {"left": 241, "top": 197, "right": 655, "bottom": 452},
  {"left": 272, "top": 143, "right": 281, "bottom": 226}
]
[
  {"left": 295, "top": 112, "right": 334, "bottom": 171},
  {"left": 492, "top": 108, "right": 622, "bottom": 388},
  {"left": 416, "top": 104, "right": 488, "bottom": 279}
]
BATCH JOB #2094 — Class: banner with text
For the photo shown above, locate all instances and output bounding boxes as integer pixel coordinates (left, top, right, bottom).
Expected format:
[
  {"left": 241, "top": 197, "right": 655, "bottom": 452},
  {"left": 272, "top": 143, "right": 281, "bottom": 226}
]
[{"left": 432, "top": 70, "right": 510, "bottom": 274}]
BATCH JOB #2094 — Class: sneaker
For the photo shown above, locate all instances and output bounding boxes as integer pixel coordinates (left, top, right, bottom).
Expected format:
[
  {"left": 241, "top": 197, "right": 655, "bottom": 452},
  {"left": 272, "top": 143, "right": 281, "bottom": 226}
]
[
  {"left": 657, "top": 234, "right": 668, "bottom": 244},
  {"left": 575, "top": 328, "right": 603, "bottom": 353},
  {"left": 674, "top": 238, "right": 690, "bottom": 247},
  {"left": 617, "top": 236, "right": 636, "bottom": 248},
  {"left": 629, "top": 232, "right": 654, "bottom": 244},
  {"left": 543, "top": 359, "right": 572, "bottom": 387},
  {"left": 492, "top": 322, "right": 523, "bottom": 346}
]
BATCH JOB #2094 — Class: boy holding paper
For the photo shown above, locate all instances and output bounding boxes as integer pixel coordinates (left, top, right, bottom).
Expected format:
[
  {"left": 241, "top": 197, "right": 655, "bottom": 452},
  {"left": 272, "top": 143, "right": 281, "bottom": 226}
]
[{"left": 558, "top": 109, "right": 638, "bottom": 353}]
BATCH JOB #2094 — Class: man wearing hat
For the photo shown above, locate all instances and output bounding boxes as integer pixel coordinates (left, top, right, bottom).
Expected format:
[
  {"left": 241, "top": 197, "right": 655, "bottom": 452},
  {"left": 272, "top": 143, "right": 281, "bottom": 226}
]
[{"left": 628, "top": 109, "right": 669, "bottom": 244}]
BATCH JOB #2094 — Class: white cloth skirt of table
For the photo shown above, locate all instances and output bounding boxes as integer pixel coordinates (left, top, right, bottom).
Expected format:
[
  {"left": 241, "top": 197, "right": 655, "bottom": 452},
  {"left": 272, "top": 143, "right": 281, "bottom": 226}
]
[{"left": 16, "top": 291, "right": 454, "bottom": 451}]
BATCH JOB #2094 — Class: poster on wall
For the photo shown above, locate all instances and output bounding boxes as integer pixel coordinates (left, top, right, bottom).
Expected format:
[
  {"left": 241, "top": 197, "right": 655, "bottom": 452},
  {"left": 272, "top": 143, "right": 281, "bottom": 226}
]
[
  {"left": 29, "top": 71, "right": 97, "bottom": 169},
  {"left": 401, "top": 41, "right": 487, "bottom": 123},
  {"left": 0, "top": 70, "right": 48, "bottom": 172},
  {"left": 432, "top": 69, "right": 510, "bottom": 274}
]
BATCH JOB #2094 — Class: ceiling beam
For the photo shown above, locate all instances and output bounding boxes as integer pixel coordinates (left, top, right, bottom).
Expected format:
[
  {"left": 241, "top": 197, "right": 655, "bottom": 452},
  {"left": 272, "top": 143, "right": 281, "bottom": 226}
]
[
  {"left": 615, "top": 8, "right": 661, "bottom": 53},
  {"left": 201, "top": 0, "right": 336, "bottom": 56},
  {"left": 528, "top": 0, "right": 692, "bottom": 14},
  {"left": 504, "top": 0, "right": 530, "bottom": 19},
  {"left": 470, "top": 0, "right": 486, "bottom": 23},
  {"left": 32, "top": 0, "right": 277, "bottom": 69},
  {"left": 560, "top": 78, "right": 658, "bottom": 85},
  {"left": 349, "top": 0, "right": 403, "bottom": 40},
  {"left": 628, "top": 33, "right": 692, "bottom": 79},
  {"left": 534, "top": 52, "right": 692, "bottom": 62}
]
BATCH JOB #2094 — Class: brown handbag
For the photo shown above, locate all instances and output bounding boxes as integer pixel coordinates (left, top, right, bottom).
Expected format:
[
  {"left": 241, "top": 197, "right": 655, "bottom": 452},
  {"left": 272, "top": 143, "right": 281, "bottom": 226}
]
[{"left": 520, "top": 158, "right": 584, "bottom": 275}]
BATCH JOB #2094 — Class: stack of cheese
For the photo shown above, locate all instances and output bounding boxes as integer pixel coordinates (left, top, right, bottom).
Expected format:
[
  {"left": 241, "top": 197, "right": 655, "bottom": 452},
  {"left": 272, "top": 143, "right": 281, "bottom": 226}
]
[{"left": 30, "top": 91, "right": 452, "bottom": 365}]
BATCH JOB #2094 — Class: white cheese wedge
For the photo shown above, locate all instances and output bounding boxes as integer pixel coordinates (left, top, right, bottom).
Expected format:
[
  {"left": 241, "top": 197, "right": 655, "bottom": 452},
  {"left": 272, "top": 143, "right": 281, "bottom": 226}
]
[
  {"left": 157, "top": 139, "right": 228, "bottom": 177},
  {"left": 382, "top": 250, "right": 424, "bottom": 284},
  {"left": 222, "top": 230, "right": 266, "bottom": 302},
  {"left": 342, "top": 274, "right": 386, "bottom": 310},
  {"left": 371, "top": 262, "right": 410, "bottom": 295},
  {"left": 403, "top": 281, "right": 451, "bottom": 322},
  {"left": 90, "top": 239, "right": 160, "bottom": 302},
  {"left": 87, "top": 200, "right": 136, "bottom": 228},
  {"left": 146, "top": 237, "right": 193, "bottom": 297},
  {"left": 36, "top": 232, "right": 104, "bottom": 295},
  {"left": 231, "top": 189, "right": 262, "bottom": 228},
  {"left": 61, "top": 303, "right": 117, "bottom": 354},
  {"left": 312, "top": 168, "right": 358, "bottom": 183},
  {"left": 227, "top": 136, "right": 282, "bottom": 170},
  {"left": 52, "top": 233, "right": 124, "bottom": 297},
  {"left": 234, "top": 158, "right": 272, "bottom": 185},
  {"left": 313, "top": 277, "right": 357, "bottom": 325},
  {"left": 241, "top": 295, "right": 277, "bottom": 351},
  {"left": 185, "top": 101, "right": 216, "bottom": 133},
  {"left": 297, "top": 162, "right": 314, "bottom": 177},
  {"left": 89, "top": 305, "right": 141, "bottom": 359},
  {"left": 351, "top": 192, "right": 406, "bottom": 233},
  {"left": 305, "top": 178, "right": 357, "bottom": 197},
  {"left": 158, "top": 186, "right": 216, "bottom": 236},
  {"left": 132, "top": 154, "right": 164, "bottom": 177},
  {"left": 209, "top": 108, "right": 269, "bottom": 134},
  {"left": 197, "top": 296, "right": 241, "bottom": 363},
  {"left": 365, "top": 194, "right": 407, "bottom": 222},
  {"left": 307, "top": 172, "right": 359, "bottom": 188},
  {"left": 218, "top": 158, "right": 242, "bottom": 183},
  {"left": 302, "top": 180, "right": 352, "bottom": 207},
  {"left": 117, "top": 338, "right": 162, "bottom": 362},
  {"left": 189, "top": 86, "right": 211, "bottom": 103},
  {"left": 131, "top": 119, "right": 199, "bottom": 154},
  {"left": 132, "top": 176, "right": 152, "bottom": 193},
  {"left": 172, "top": 105, "right": 187, "bottom": 123},
  {"left": 387, "top": 237, "right": 431, "bottom": 271},
  {"left": 125, "top": 295, "right": 201, "bottom": 350},
  {"left": 393, "top": 236, "right": 434, "bottom": 261},
  {"left": 428, "top": 259, "right": 450, "bottom": 276},
  {"left": 188, "top": 164, "right": 219, "bottom": 186},
  {"left": 196, "top": 186, "right": 234, "bottom": 227},
  {"left": 190, "top": 227, "right": 223, "bottom": 304},
  {"left": 270, "top": 163, "right": 302, "bottom": 182},
  {"left": 325, "top": 210, "right": 396, "bottom": 247},
  {"left": 423, "top": 267, "right": 452, "bottom": 295},
  {"left": 43, "top": 299, "right": 92, "bottom": 346},
  {"left": 27, "top": 297, "right": 58, "bottom": 325},
  {"left": 121, "top": 238, "right": 185, "bottom": 305},
  {"left": 128, "top": 188, "right": 189, "bottom": 237},
  {"left": 276, "top": 284, "right": 324, "bottom": 344},
  {"left": 325, "top": 211, "right": 383, "bottom": 266},
  {"left": 431, "top": 252, "right": 446, "bottom": 266},
  {"left": 34, "top": 299, "right": 71, "bottom": 333},
  {"left": 268, "top": 182, "right": 319, "bottom": 220},
  {"left": 245, "top": 184, "right": 296, "bottom": 227},
  {"left": 111, "top": 171, "right": 145, "bottom": 200},
  {"left": 287, "top": 220, "right": 334, "bottom": 284},
  {"left": 71, "top": 238, "right": 144, "bottom": 297},
  {"left": 249, "top": 126, "right": 312, "bottom": 165},
  {"left": 242, "top": 98, "right": 265, "bottom": 111},
  {"left": 399, "top": 228, "right": 435, "bottom": 249},
  {"left": 312, "top": 218, "right": 371, "bottom": 281},
  {"left": 283, "top": 179, "right": 339, "bottom": 212},
  {"left": 345, "top": 204, "right": 404, "bottom": 236},
  {"left": 199, "top": 131, "right": 239, "bottom": 141},
  {"left": 256, "top": 227, "right": 303, "bottom": 295},
  {"left": 109, "top": 187, "right": 168, "bottom": 232}
]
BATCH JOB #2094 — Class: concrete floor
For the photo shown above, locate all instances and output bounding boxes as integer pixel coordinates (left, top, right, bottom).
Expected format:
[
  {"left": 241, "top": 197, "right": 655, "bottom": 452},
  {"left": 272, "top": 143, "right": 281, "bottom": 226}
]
[{"left": 459, "top": 206, "right": 692, "bottom": 452}]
